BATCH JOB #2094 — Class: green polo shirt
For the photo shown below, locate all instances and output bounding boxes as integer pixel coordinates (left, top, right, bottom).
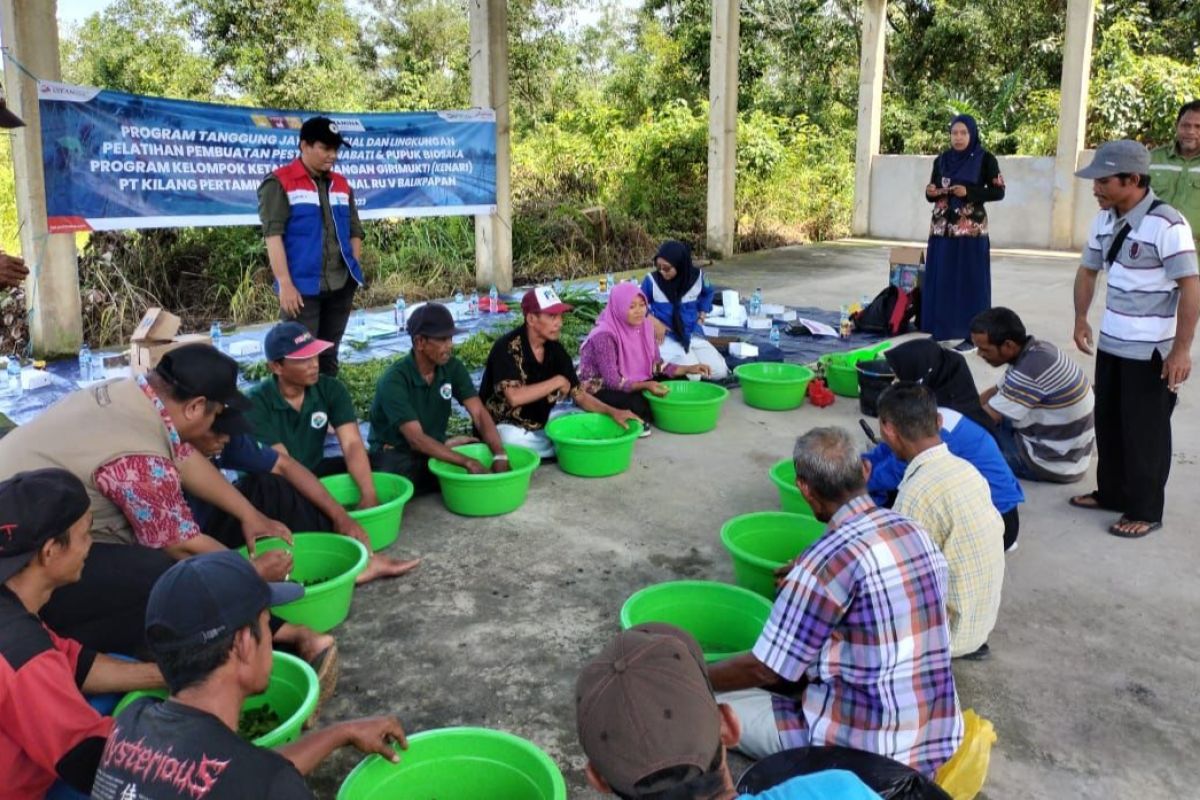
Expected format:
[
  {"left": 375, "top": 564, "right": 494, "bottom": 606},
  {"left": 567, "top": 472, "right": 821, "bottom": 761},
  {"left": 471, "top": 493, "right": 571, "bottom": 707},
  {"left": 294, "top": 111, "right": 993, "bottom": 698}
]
[
  {"left": 1150, "top": 145, "right": 1200, "bottom": 245},
  {"left": 246, "top": 375, "right": 358, "bottom": 471},
  {"left": 368, "top": 353, "right": 478, "bottom": 455}
]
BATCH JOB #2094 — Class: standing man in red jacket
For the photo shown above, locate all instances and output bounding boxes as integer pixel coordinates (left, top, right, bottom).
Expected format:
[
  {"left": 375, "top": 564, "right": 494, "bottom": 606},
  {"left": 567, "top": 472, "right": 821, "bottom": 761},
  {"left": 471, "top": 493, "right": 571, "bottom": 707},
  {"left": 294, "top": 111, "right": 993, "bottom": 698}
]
[{"left": 258, "top": 116, "right": 364, "bottom": 376}]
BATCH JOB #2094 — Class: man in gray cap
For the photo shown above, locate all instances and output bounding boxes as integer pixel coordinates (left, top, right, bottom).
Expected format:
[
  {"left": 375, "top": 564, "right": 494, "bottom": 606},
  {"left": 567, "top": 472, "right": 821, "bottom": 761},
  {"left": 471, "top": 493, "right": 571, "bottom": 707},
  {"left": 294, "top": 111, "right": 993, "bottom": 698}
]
[{"left": 1072, "top": 139, "right": 1200, "bottom": 537}]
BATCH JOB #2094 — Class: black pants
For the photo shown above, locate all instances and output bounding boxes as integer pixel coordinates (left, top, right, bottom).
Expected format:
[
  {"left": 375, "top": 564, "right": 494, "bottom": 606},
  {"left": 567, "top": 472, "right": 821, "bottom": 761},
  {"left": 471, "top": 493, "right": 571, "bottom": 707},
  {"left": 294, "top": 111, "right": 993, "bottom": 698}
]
[
  {"left": 595, "top": 388, "right": 653, "bottom": 422},
  {"left": 41, "top": 543, "right": 176, "bottom": 657},
  {"left": 204, "top": 473, "right": 334, "bottom": 550},
  {"left": 1001, "top": 507, "right": 1019, "bottom": 551},
  {"left": 284, "top": 280, "right": 357, "bottom": 376},
  {"left": 1093, "top": 349, "right": 1177, "bottom": 523}
]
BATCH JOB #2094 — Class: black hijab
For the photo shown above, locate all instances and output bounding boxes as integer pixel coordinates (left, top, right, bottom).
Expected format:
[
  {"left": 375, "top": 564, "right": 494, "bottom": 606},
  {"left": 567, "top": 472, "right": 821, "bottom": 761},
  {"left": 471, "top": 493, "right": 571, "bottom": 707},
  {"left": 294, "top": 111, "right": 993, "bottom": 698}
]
[
  {"left": 884, "top": 339, "right": 994, "bottom": 432},
  {"left": 651, "top": 240, "right": 700, "bottom": 349}
]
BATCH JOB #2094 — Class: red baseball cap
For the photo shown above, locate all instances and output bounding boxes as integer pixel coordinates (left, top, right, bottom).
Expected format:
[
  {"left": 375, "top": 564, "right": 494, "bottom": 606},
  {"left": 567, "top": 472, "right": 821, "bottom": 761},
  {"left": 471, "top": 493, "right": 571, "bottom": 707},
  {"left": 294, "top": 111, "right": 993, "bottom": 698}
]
[{"left": 521, "top": 286, "right": 573, "bottom": 316}]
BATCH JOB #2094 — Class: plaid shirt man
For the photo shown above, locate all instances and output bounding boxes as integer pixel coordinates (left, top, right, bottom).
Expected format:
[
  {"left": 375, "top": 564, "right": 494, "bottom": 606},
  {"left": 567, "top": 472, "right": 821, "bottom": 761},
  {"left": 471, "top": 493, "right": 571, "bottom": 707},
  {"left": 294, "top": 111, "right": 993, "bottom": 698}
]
[
  {"left": 754, "top": 494, "right": 963, "bottom": 778},
  {"left": 895, "top": 443, "right": 1005, "bottom": 657}
]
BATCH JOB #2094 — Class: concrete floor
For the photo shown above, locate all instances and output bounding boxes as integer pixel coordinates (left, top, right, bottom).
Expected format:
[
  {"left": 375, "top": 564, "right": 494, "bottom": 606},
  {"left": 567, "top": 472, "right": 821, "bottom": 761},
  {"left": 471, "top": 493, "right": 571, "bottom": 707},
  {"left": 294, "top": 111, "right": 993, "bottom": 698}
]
[{"left": 308, "top": 240, "right": 1200, "bottom": 799}]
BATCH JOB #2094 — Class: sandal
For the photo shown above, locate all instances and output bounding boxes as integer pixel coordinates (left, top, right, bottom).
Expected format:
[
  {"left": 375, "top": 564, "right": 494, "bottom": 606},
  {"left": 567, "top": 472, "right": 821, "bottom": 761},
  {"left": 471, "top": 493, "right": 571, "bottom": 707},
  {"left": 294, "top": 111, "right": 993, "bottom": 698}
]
[
  {"left": 1068, "top": 493, "right": 1106, "bottom": 511},
  {"left": 1108, "top": 518, "right": 1163, "bottom": 539}
]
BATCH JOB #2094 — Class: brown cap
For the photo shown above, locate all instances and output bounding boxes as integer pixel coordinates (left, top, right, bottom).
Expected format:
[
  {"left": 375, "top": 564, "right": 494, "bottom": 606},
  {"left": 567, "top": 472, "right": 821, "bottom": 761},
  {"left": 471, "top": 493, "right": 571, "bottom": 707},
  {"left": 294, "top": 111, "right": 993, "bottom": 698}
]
[{"left": 575, "top": 624, "right": 722, "bottom": 797}]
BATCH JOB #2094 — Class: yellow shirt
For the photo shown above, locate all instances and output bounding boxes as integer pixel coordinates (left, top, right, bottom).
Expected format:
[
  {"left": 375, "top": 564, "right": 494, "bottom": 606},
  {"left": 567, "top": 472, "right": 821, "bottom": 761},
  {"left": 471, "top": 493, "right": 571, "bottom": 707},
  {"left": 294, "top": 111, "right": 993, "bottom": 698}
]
[{"left": 895, "top": 443, "right": 1005, "bottom": 656}]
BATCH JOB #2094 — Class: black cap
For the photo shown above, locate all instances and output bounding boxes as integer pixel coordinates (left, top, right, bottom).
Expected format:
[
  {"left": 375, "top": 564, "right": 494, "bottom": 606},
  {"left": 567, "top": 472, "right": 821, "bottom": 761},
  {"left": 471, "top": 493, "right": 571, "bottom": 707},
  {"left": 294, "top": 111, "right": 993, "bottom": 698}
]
[
  {"left": 211, "top": 407, "right": 254, "bottom": 436},
  {"left": 299, "top": 116, "right": 349, "bottom": 148},
  {"left": 146, "top": 551, "right": 303, "bottom": 651},
  {"left": 155, "top": 344, "right": 251, "bottom": 411},
  {"left": 0, "top": 469, "right": 90, "bottom": 583},
  {"left": 0, "top": 98, "right": 24, "bottom": 129},
  {"left": 407, "top": 303, "right": 465, "bottom": 339}
]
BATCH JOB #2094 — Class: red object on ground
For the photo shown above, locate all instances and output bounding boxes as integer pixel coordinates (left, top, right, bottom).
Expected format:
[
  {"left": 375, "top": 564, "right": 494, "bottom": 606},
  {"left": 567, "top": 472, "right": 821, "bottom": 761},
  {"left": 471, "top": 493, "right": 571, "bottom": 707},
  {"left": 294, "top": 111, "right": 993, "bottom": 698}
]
[
  {"left": 807, "top": 378, "right": 835, "bottom": 407},
  {"left": 478, "top": 297, "right": 509, "bottom": 313}
]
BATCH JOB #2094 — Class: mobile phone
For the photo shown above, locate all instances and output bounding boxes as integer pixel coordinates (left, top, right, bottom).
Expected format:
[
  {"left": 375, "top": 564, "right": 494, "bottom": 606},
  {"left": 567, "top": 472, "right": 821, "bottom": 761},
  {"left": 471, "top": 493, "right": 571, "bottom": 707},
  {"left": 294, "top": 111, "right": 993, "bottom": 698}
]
[{"left": 859, "top": 418, "right": 878, "bottom": 445}]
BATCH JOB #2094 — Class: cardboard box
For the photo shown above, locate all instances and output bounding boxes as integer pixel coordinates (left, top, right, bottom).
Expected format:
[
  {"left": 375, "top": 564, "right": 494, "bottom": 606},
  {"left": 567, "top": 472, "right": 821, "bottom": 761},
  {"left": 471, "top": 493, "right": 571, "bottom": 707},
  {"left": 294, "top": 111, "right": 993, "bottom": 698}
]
[
  {"left": 130, "top": 332, "right": 211, "bottom": 375},
  {"left": 130, "top": 308, "right": 182, "bottom": 344},
  {"left": 889, "top": 247, "right": 925, "bottom": 292}
]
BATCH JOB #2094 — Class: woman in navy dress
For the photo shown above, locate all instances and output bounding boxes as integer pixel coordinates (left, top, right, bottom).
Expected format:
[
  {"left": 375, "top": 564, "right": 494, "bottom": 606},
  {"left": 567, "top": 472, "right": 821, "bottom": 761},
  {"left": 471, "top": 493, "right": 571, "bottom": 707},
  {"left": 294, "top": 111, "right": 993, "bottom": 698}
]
[{"left": 922, "top": 115, "right": 1005, "bottom": 343}]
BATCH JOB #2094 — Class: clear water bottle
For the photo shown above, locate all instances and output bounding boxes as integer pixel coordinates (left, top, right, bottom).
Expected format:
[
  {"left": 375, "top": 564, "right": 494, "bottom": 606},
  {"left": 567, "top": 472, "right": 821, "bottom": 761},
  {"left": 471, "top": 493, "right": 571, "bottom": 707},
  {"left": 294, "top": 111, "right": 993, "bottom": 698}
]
[
  {"left": 6, "top": 356, "right": 21, "bottom": 397},
  {"left": 91, "top": 353, "right": 104, "bottom": 380},
  {"left": 78, "top": 343, "right": 92, "bottom": 382},
  {"left": 469, "top": 289, "right": 480, "bottom": 318},
  {"left": 454, "top": 290, "right": 465, "bottom": 319},
  {"left": 750, "top": 287, "right": 763, "bottom": 317},
  {"left": 354, "top": 308, "right": 367, "bottom": 338},
  {"left": 769, "top": 324, "right": 781, "bottom": 346},
  {"left": 605, "top": 272, "right": 615, "bottom": 295},
  {"left": 554, "top": 276, "right": 564, "bottom": 294},
  {"left": 488, "top": 284, "right": 498, "bottom": 314},
  {"left": 393, "top": 294, "right": 407, "bottom": 331},
  {"left": 209, "top": 321, "right": 222, "bottom": 352}
]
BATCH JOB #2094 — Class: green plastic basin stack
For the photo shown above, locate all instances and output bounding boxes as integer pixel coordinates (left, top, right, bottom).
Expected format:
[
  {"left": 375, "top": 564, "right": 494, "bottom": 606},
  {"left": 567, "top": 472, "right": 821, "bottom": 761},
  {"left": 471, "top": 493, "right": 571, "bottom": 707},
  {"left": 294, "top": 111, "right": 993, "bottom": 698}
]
[
  {"left": 428, "top": 443, "right": 541, "bottom": 516},
  {"left": 237, "top": 533, "right": 368, "bottom": 633},
  {"left": 337, "top": 727, "right": 567, "bottom": 800},
  {"left": 544, "top": 412, "right": 642, "bottom": 478},
  {"left": 643, "top": 380, "right": 730, "bottom": 434},
  {"left": 320, "top": 472, "right": 415, "bottom": 550},
  {"left": 719, "top": 511, "right": 827, "bottom": 598},
  {"left": 112, "top": 651, "right": 318, "bottom": 748},
  {"left": 817, "top": 340, "right": 894, "bottom": 398},
  {"left": 733, "top": 363, "right": 815, "bottom": 411},
  {"left": 619, "top": 580, "right": 773, "bottom": 662},
  {"left": 768, "top": 459, "right": 816, "bottom": 517}
]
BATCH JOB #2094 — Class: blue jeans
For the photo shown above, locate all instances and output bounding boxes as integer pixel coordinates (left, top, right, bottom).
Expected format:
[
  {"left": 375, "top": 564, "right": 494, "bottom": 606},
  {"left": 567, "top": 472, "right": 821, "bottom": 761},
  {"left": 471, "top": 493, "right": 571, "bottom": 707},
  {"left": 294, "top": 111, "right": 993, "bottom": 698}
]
[{"left": 995, "top": 420, "right": 1038, "bottom": 481}]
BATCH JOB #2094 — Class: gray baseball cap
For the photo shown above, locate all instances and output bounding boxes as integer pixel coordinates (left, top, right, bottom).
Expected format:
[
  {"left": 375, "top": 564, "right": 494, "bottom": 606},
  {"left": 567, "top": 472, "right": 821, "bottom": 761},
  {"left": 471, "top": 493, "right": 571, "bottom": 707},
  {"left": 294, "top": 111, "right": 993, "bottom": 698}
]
[{"left": 1076, "top": 139, "right": 1151, "bottom": 179}]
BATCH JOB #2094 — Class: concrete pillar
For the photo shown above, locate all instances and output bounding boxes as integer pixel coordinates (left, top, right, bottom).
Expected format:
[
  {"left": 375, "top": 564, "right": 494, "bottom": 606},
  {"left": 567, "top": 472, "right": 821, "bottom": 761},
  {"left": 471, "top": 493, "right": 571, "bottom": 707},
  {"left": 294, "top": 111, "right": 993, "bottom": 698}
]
[
  {"left": 1050, "top": 0, "right": 1095, "bottom": 251},
  {"left": 0, "top": 0, "right": 82, "bottom": 357},
  {"left": 468, "top": 0, "right": 512, "bottom": 291},
  {"left": 705, "top": 0, "right": 739, "bottom": 258},
  {"left": 852, "top": 0, "right": 887, "bottom": 236}
]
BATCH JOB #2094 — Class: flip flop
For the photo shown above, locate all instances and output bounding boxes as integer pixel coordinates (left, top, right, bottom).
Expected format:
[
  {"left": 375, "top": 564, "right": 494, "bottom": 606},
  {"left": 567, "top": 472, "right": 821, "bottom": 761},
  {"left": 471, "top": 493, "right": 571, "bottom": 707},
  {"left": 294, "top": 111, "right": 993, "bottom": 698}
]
[
  {"left": 1068, "top": 493, "right": 1106, "bottom": 511},
  {"left": 1108, "top": 518, "right": 1163, "bottom": 539}
]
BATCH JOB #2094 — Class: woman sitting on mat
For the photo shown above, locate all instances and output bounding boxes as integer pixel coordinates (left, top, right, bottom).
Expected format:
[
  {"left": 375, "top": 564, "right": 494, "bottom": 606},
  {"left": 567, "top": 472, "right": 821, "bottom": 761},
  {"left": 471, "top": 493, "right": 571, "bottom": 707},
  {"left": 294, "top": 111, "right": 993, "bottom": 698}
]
[
  {"left": 641, "top": 240, "right": 730, "bottom": 380},
  {"left": 579, "top": 283, "right": 709, "bottom": 428}
]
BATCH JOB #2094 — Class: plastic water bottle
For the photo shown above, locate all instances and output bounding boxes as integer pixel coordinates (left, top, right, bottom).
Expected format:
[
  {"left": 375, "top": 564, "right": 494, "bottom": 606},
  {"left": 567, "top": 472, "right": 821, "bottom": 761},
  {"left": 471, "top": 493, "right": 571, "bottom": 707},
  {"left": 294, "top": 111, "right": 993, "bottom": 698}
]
[
  {"left": 454, "top": 290, "right": 465, "bottom": 319},
  {"left": 469, "top": 289, "right": 480, "bottom": 318},
  {"left": 750, "top": 288, "right": 763, "bottom": 317},
  {"left": 91, "top": 353, "right": 104, "bottom": 380},
  {"left": 554, "top": 276, "right": 564, "bottom": 294},
  {"left": 6, "top": 357, "right": 21, "bottom": 397},
  {"left": 209, "top": 321, "right": 222, "bottom": 352},
  {"left": 393, "top": 295, "right": 407, "bottom": 331},
  {"left": 605, "top": 272, "right": 615, "bottom": 295},
  {"left": 769, "top": 324, "right": 781, "bottom": 347},
  {"left": 488, "top": 284, "right": 498, "bottom": 314},
  {"left": 78, "top": 343, "right": 92, "bottom": 382},
  {"left": 353, "top": 308, "right": 367, "bottom": 339}
]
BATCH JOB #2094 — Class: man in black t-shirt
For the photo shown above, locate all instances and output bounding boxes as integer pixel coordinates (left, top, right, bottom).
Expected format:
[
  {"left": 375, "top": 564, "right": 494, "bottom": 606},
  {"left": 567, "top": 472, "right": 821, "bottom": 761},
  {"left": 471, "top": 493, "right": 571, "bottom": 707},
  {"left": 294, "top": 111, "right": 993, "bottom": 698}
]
[
  {"left": 91, "top": 552, "right": 407, "bottom": 800},
  {"left": 481, "top": 287, "right": 639, "bottom": 458}
]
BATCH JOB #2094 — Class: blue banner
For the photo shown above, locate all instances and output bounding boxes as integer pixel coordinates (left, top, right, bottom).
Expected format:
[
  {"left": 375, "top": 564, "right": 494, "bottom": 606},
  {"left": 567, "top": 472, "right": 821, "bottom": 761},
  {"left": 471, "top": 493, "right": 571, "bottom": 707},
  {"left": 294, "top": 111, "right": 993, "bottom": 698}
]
[{"left": 37, "top": 81, "right": 497, "bottom": 232}]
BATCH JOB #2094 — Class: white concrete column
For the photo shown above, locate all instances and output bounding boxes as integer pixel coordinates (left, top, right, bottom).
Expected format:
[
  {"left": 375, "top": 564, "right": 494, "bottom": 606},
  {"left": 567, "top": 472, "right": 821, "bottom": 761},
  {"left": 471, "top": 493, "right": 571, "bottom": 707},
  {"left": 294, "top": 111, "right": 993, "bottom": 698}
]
[
  {"left": 705, "top": 0, "right": 739, "bottom": 258},
  {"left": 1050, "top": 0, "right": 1095, "bottom": 251},
  {"left": 852, "top": 0, "right": 887, "bottom": 236},
  {"left": 468, "top": 0, "right": 512, "bottom": 291},
  {"left": 0, "top": 0, "right": 82, "bottom": 357}
]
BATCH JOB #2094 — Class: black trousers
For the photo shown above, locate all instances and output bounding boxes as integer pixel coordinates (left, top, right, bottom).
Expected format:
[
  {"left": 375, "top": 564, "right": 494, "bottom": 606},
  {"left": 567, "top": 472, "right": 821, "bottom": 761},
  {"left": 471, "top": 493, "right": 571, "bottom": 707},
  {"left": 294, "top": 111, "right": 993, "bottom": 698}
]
[
  {"left": 1001, "top": 507, "right": 1019, "bottom": 551},
  {"left": 41, "top": 542, "right": 175, "bottom": 657},
  {"left": 204, "top": 473, "right": 334, "bottom": 550},
  {"left": 1093, "top": 349, "right": 1177, "bottom": 523},
  {"left": 595, "top": 387, "right": 654, "bottom": 422},
  {"left": 284, "top": 280, "right": 357, "bottom": 376}
]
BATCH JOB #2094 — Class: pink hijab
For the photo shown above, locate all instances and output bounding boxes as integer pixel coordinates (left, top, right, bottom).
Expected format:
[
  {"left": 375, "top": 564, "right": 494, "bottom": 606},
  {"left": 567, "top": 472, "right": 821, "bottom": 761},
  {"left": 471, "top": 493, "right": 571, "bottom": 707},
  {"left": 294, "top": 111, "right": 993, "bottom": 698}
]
[{"left": 583, "top": 282, "right": 659, "bottom": 382}]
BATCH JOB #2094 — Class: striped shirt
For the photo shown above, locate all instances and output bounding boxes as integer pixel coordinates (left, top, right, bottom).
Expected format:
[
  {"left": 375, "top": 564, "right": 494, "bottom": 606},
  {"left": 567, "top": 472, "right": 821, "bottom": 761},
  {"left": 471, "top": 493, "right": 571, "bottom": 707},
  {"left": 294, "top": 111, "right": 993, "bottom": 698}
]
[
  {"left": 754, "top": 495, "right": 963, "bottom": 778},
  {"left": 1081, "top": 189, "right": 1199, "bottom": 360},
  {"left": 895, "top": 444, "right": 1005, "bottom": 658},
  {"left": 988, "top": 338, "right": 1094, "bottom": 481}
]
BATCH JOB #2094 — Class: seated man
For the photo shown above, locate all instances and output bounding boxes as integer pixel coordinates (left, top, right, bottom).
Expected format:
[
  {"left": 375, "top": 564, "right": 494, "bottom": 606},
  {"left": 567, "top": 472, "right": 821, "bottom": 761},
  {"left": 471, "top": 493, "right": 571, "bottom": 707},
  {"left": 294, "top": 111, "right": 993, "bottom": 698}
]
[
  {"left": 481, "top": 287, "right": 639, "bottom": 458},
  {"left": 708, "top": 427, "right": 962, "bottom": 777},
  {"left": 189, "top": 409, "right": 419, "bottom": 584},
  {"left": 0, "top": 344, "right": 327, "bottom": 666},
  {"left": 0, "top": 469, "right": 163, "bottom": 798},
  {"left": 879, "top": 383, "right": 1005, "bottom": 660},
  {"left": 578, "top": 624, "right": 882, "bottom": 800},
  {"left": 91, "top": 552, "right": 407, "bottom": 800},
  {"left": 970, "top": 306, "right": 1095, "bottom": 483},
  {"left": 369, "top": 303, "right": 509, "bottom": 492}
]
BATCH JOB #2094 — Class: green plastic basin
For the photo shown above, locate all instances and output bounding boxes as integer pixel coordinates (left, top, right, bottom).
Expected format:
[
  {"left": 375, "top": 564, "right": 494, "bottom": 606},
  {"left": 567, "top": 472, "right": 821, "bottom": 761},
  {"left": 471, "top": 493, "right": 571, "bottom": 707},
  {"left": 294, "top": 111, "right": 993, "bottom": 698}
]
[
  {"left": 544, "top": 412, "right": 642, "bottom": 478},
  {"left": 642, "top": 380, "right": 729, "bottom": 434},
  {"left": 112, "top": 651, "right": 318, "bottom": 748},
  {"left": 817, "top": 340, "right": 894, "bottom": 398},
  {"left": 734, "top": 363, "right": 815, "bottom": 411},
  {"left": 428, "top": 443, "right": 541, "bottom": 516},
  {"left": 237, "top": 533, "right": 368, "bottom": 632},
  {"left": 768, "top": 459, "right": 815, "bottom": 517},
  {"left": 320, "top": 472, "right": 415, "bottom": 550},
  {"left": 619, "top": 580, "right": 773, "bottom": 662},
  {"left": 337, "top": 727, "right": 567, "bottom": 800},
  {"left": 719, "top": 512, "right": 827, "bottom": 598}
]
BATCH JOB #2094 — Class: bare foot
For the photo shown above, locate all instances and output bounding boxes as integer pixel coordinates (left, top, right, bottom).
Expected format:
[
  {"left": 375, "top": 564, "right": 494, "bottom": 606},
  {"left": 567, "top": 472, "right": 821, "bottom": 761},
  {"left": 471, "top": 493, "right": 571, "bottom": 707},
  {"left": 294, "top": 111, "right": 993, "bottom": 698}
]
[{"left": 356, "top": 554, "right": 422, "bottom": 585}]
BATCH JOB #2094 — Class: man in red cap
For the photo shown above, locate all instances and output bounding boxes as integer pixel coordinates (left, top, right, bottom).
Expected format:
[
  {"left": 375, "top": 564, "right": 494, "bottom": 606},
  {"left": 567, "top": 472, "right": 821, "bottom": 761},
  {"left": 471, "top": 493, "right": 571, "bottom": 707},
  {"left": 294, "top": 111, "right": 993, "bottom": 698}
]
[{"left": 480, "top": 286, "right": 639, "bottom": 458}]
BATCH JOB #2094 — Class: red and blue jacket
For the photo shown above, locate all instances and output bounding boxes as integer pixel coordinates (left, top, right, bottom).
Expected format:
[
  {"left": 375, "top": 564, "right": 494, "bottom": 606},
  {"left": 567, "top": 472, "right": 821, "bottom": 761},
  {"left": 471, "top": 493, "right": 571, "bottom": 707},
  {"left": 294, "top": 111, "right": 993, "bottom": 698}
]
[{"left": 272, "top": 158, "right": 363, "bottom": 296}]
